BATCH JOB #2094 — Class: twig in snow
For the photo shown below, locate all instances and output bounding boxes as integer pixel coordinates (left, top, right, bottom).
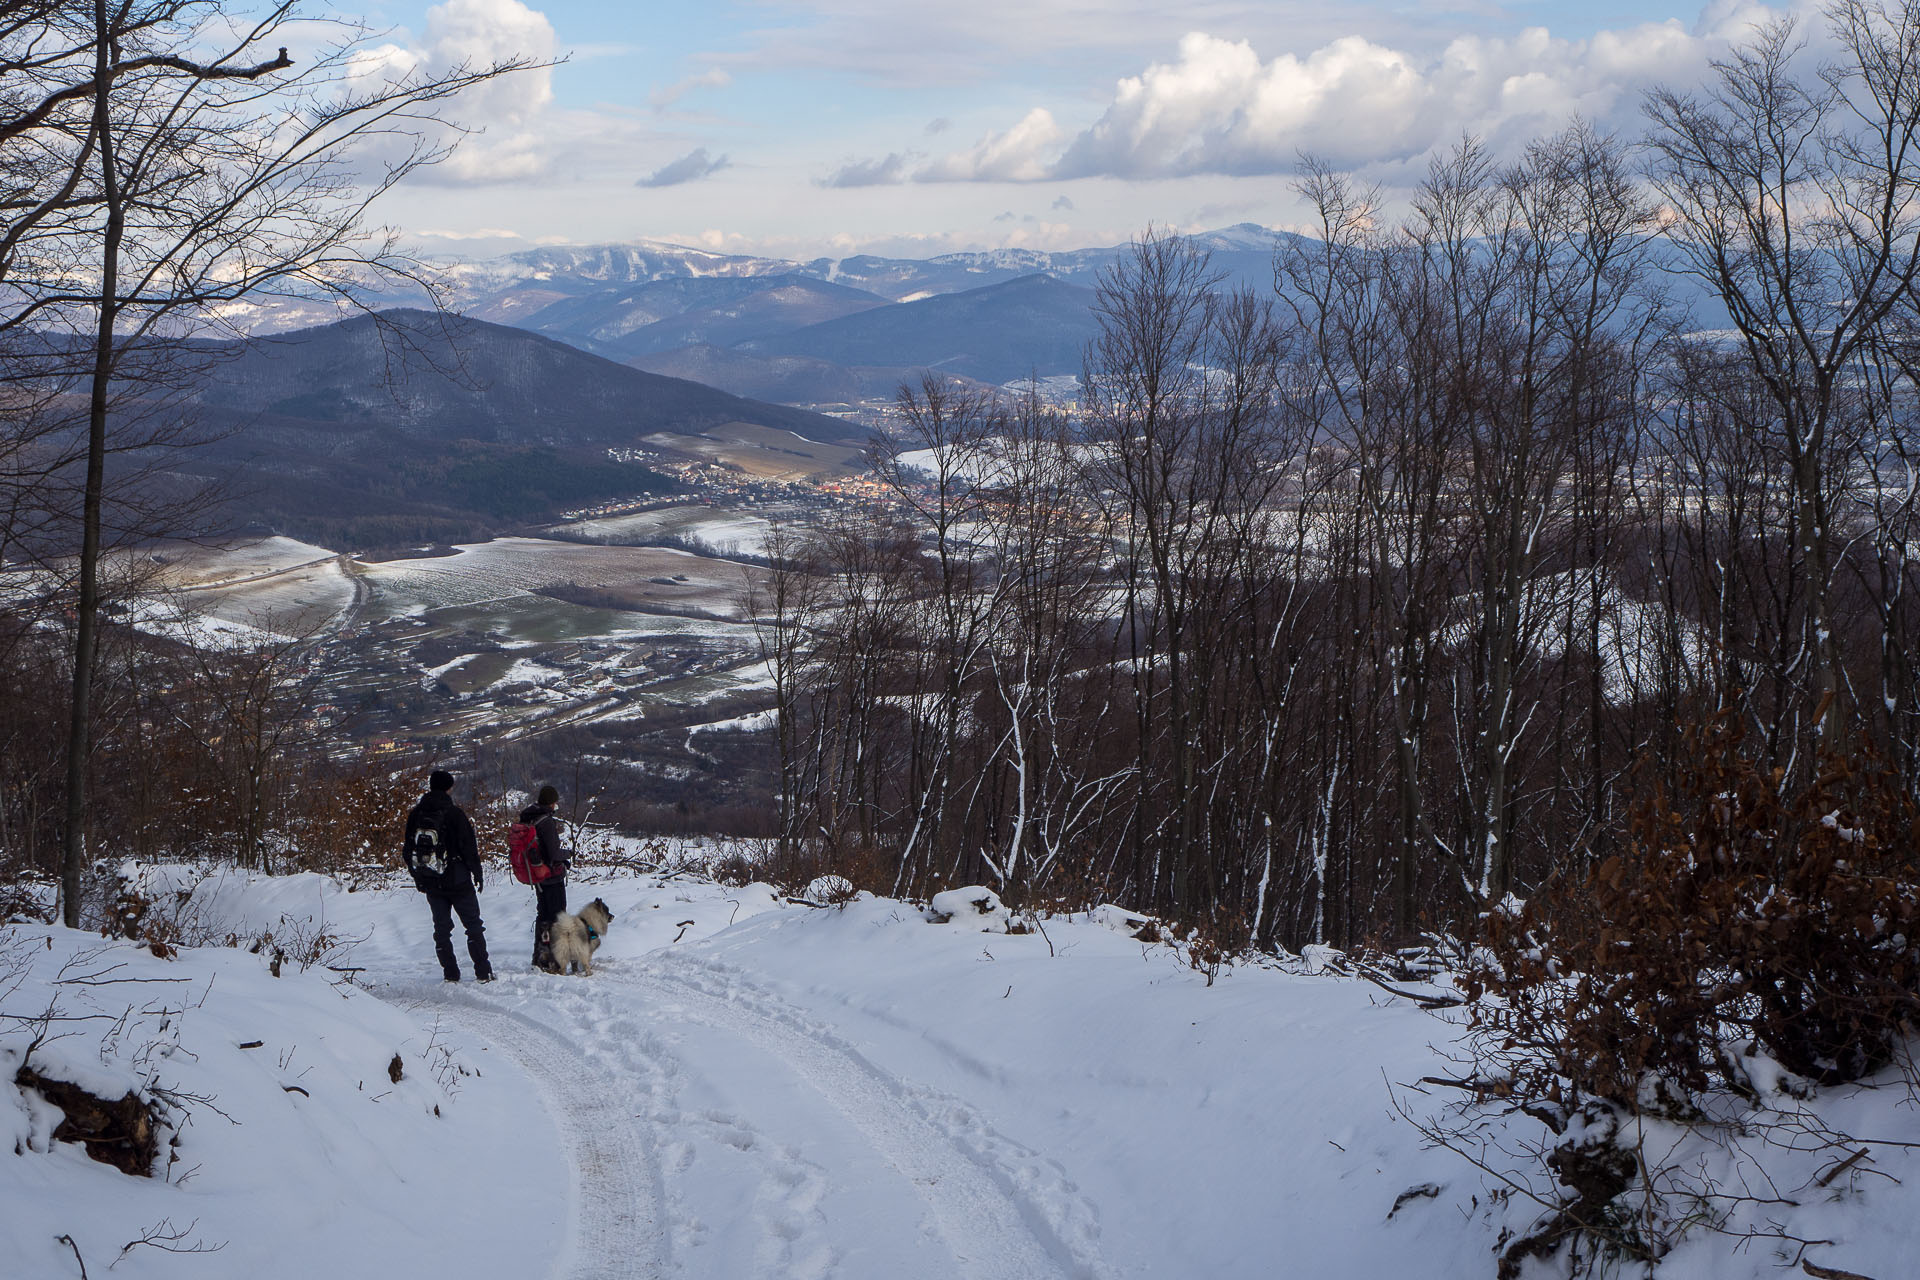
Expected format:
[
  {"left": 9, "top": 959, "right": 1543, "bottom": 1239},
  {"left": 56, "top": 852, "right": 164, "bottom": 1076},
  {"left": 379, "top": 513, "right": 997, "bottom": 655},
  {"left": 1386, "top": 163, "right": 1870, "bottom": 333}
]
[
  {"left": 112, "top": 1218, "right": 225, "bottom": 1267},
  {"left": 1355, "top": 966, "right": 1465, "bottom": 1009},
  {"left": 1029, "top": 913, "right": 1055, "bottom": 957},
  {"left": 1387, "top": 1182, "right": 1443, "bottom": 1219},
  {"left": 1815, "top": 1148, "right": 1873, "bottom": 1189},
  {"left": 1417, "top": 1075, "right": 1484, "bottom": 1093},
  {"left": 56, "top": 1234, "right": 88, "bottom": 1279},
  {"left": 1802, "top": 1260, "right": 1878, "bottom": 1280}
]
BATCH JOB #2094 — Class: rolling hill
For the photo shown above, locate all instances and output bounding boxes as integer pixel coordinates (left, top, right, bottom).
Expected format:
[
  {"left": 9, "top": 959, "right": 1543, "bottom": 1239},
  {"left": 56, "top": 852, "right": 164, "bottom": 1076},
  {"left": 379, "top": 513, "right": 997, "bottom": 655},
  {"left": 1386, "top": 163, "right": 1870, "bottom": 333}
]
[
  {"left": 189, "top": 309, "right": 864, "bottom": 446},
  {"left": 742, "top": 274, "right": 1101, "bottom": 384},
  {"left": 518, "top": 275, "right": 891, "bottom": 359},
  {"left": 170, "top": 309, "right": 866, "bottom": 550}
]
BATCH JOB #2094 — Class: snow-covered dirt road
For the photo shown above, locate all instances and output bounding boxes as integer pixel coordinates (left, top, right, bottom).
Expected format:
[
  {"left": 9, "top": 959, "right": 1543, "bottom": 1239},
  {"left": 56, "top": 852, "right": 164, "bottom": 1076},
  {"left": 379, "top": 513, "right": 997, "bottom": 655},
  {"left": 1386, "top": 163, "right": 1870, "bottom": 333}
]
[
  {"left": 353, "top": 872, "right": 1500, "bottom": 1280},
  {"left": 413, "top": 950, "right": 1104, "bottom": 1280}
]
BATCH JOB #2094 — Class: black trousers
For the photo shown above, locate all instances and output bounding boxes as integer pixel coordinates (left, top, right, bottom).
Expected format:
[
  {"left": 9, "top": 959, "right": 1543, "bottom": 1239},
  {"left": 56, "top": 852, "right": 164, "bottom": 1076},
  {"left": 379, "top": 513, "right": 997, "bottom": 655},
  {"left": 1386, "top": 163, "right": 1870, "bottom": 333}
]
[
  {"left": 425, "top": 880, "right": 491, "bottom": 980},
  {"left": 532, "top": 878, "right": 567, "bottom": 964}
]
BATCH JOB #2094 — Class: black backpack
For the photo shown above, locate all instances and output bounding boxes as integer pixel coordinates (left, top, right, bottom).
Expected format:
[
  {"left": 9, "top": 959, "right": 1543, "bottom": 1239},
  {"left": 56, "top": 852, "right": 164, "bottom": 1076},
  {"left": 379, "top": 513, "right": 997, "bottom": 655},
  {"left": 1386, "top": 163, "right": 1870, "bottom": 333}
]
[{"left": 405, "top": 806, "right": 452, "bottom": 879}]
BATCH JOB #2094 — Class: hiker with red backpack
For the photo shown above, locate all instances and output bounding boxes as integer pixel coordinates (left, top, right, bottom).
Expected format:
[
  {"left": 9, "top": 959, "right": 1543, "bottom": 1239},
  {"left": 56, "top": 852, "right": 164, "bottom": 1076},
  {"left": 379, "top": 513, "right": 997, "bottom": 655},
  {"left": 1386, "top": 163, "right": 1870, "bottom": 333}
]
[
  {"left": 510, "top": 784, "right": 569, "bottom": 972},
  {"left": 403, "top": 770, "right": 493, "bottom": 983}
]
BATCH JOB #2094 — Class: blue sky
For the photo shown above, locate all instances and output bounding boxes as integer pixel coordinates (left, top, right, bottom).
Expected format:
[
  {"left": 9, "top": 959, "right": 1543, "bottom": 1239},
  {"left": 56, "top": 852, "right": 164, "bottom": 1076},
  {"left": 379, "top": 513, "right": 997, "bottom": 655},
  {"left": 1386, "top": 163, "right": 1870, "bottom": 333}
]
[{"left": 348, "top": 0, "right": 1799, "bottom": 260}]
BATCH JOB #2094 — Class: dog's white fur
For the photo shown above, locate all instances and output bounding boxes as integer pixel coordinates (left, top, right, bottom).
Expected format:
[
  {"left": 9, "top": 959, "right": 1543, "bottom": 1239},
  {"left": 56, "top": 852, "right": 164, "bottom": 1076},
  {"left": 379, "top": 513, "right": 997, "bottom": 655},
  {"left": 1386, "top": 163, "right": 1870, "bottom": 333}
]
[{"left": 549, "top": 898, "right": 613, "bottom": 975}]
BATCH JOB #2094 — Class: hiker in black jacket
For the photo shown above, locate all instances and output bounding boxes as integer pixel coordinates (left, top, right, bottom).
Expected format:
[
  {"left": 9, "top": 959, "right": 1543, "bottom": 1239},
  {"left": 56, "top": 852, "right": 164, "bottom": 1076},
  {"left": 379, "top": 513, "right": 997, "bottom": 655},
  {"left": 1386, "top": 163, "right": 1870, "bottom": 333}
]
[
  {"left": 404, "top": 770, "right": 493, "bottom": 983},
  {"left": 521, "top": 784, "right": 568, "bottom": 973}
]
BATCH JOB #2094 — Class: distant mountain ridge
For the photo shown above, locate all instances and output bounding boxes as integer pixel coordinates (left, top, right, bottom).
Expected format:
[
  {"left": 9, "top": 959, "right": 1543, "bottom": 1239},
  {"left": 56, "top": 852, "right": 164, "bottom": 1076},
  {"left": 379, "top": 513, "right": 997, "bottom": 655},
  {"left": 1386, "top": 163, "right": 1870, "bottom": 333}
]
[
  {"left": 443, "top": 222, "right": 1300, "bottom": 306},
  {"left": 743, "top": 274, "right": 1101, "bottom": 385},
  {"left": 209, "top": 226, "right": 1310, "bottom": 403},
  {"left": 213, "top": 224, "right": 1726, "bottom": 415},
  {"left": 427, "top": 225, "right": 1308, "bottom": 393},
  {"left": 507, "top": 276, "right": 892, "bottom": 359},
  {"left": 444, "top": 241, "right": 800, "bottom": 293}
]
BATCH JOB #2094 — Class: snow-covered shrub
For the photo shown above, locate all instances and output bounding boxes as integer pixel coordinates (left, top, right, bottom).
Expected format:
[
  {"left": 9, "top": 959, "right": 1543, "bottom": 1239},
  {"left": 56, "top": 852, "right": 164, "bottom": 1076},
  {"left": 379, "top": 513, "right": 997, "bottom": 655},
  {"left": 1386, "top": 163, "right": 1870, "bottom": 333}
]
[
  {"left": 1469, "top": 720, "right": 1920, "bottom": 1107},
  {"left": 0, "top": 874, "right": 52, "bottom": 924},
  {"left": 750, "top": 833, "right": 892, "bottom": 902},
  {"left": 1086, "top": 904, "right": 1161, "bottom": 940},
  {"left": 800, "top": 874, "right": 858, "bottom": 907},
  {"left": 927, "top": 886, "right": 1012, "bottom": 931},
  {"left": 1442, "top": 716, "right": 1920, "bottom": 1275}
]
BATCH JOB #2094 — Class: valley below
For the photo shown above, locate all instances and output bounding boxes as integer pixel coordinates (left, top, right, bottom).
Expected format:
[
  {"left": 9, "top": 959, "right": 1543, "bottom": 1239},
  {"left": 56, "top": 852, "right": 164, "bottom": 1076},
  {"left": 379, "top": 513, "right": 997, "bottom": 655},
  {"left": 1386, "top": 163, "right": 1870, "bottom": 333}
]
[{"left": 115, "top": 414, "right": 919, "bottom": 833}]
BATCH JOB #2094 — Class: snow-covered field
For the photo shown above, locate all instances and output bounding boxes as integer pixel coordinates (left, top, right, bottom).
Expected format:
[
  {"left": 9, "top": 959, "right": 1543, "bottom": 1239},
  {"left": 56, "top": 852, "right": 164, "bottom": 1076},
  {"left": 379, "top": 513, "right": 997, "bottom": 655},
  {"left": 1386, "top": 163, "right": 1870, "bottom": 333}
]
[
  {"left": 639, "top": 426, "right": 866, "bottom": 482},
  {"left": 361, "top": 538, "right": 761, "bottom": 634},
  {"left": 187, "top": 558, "right": 359, "bottom": 637},
  {"left": 555, "top": 505, "right": 775, "bottom": 559},
  {"left": 145, "top": 537, "right": 338, "bottom": 589},
  {"left": 31, "top": 538, "right": 360, "bottom": 642},
  {"left": 6, "top": 863, "right": 1919, "bottom": 1280}
]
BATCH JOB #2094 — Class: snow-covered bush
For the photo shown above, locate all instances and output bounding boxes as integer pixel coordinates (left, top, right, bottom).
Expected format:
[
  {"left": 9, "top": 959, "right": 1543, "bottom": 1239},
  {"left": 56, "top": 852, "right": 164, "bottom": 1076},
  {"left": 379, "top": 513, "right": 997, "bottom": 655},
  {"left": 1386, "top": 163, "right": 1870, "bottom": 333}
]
[
  {"left": 1469, "top": 723, "right": 1920, "bottom": 1108},
  {"left": 928, "top": 886, "right": 1012, "bottom": 931},
  {"left": 800, "top": 874, "right": 858, "bottom": 907},
  {"left": 1439, "top": 719, "right": 1920, "bottom": 1276}
]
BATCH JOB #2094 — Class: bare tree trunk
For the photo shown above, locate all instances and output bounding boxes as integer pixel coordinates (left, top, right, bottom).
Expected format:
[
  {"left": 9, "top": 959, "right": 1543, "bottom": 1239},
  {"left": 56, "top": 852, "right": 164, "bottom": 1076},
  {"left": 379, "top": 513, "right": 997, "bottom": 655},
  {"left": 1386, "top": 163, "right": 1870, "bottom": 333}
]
[{"left": 59, "top": 4, "right": 123, "bottom": 926}]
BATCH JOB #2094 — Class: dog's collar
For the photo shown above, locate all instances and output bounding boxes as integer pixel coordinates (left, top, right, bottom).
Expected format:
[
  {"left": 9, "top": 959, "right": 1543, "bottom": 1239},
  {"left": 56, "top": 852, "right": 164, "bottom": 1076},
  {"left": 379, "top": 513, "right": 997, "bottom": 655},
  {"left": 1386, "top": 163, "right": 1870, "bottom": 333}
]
[{"left": 586, "top": 926, "right": 599, "bottom": 941}]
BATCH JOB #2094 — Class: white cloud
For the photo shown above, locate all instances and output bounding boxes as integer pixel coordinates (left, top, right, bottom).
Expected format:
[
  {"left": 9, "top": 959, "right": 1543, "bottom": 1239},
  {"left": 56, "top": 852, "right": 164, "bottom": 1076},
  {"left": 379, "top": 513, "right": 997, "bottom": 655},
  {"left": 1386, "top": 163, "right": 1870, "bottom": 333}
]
[
  {"left": 406, "top": 0, "right": 561, "bottom": 184},
  {"left": 721, "top": 0, "right": 1399, "bottom": 88},
  {"left": 918, "top": 19, "right": 1735, "bottom": 182},
  {"left": 917, "top": 108, "right": 1065, "bottom": 182},
  {"left": 650, "top": 68, "right": 733, "bottom": 112}
]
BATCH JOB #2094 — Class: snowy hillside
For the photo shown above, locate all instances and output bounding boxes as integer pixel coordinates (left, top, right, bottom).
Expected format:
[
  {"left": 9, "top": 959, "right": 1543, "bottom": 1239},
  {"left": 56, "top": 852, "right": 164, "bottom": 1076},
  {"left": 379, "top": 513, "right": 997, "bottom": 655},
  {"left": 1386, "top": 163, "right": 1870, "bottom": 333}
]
[{"left": 6, "top": 864, "right": 1918, "bottom": 1280}]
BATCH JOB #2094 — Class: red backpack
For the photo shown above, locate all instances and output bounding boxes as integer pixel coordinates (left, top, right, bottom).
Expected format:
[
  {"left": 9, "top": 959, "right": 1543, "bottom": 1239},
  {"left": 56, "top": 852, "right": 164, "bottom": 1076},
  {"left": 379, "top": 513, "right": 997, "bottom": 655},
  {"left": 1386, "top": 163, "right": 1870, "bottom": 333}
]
[{"left": 507, "top": 821, "right": 553, "bottom": 885}]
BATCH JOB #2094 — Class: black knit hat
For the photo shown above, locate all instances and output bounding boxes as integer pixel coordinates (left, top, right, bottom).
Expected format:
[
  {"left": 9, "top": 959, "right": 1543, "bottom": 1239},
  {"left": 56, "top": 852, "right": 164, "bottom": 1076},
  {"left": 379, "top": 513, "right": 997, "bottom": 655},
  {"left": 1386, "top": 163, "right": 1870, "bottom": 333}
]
[
  {"left": 537, "top": 784, "right": 559, "bottom": 806},
  {"left": 430, "top": 769, "right": 455, "bottom": 792}
]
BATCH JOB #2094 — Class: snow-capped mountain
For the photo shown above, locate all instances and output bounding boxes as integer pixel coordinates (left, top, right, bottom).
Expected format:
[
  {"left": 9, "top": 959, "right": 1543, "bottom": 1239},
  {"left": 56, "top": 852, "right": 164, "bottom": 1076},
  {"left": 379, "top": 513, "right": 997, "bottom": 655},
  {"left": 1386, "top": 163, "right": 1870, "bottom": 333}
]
[
  {"left": 443, "top": 240, "right": 799, "bottom": 294},
  {"left": 218, "top": 226, "right": 1305, "bottom": 403},
  {"left": 434, "top": 224, "right": 1300, "bottom": 310}
]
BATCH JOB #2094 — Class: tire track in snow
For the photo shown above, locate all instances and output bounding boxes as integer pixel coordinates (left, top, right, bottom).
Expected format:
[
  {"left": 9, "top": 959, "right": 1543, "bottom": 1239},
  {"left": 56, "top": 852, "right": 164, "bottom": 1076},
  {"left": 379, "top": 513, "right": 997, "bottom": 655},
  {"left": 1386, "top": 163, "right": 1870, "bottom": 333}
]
[
  {"left": 639, "top": 957, "right": 1107, "bottom": 1280},
  {"left": 424, "top": 991, "right": 669, "bottom": 1280},
  {"left": 410, "top": 957, "right": 1107, "bottom": 1280}
]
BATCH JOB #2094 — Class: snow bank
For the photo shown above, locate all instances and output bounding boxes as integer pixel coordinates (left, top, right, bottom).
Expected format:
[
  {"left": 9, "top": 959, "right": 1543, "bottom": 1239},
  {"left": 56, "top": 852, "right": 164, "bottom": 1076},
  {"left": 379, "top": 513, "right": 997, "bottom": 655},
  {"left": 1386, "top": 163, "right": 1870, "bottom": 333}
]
[{"left": 1, "top": 907, "right": 563, "bottom": 1280}]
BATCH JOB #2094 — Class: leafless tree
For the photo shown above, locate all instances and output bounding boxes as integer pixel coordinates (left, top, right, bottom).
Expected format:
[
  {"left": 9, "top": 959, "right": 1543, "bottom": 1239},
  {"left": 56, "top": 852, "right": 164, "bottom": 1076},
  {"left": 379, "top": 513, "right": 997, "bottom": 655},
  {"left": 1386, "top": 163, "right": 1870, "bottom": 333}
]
[
  {"left": 0, "top": 1, "right": 540, "bottom": 924},
  {"left": 1645, "top": 2, "right": 1920, "bottom": 751},
  {"left": 870, "top": 376, "right": 1009, "bottom": 891},
  {"left": 1082, "top": 230, "right": 1297, "bottom": 923}
]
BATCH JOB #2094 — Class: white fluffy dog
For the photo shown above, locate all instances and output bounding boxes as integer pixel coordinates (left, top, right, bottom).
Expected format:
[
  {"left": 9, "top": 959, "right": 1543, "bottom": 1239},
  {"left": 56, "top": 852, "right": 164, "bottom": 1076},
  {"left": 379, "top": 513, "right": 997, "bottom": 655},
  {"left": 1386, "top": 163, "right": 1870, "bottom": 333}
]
[{"left": 549, "top": 898, "right": 614, "bottom": 975}]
